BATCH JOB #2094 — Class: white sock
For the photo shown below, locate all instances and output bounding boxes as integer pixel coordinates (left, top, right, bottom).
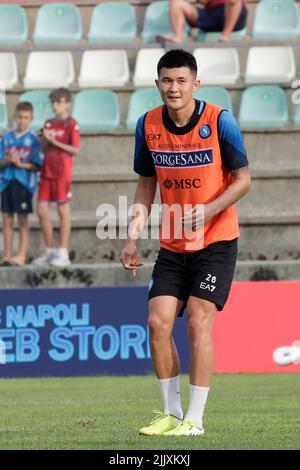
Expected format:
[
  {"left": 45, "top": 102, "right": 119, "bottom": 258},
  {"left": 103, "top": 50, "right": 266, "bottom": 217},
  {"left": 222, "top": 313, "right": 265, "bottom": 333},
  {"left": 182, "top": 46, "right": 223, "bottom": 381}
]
[
  {"left": 185, "top": 385, "right": 209, "bottom": 429},
  {"left": 45, "top": 247, "right": 55, "bottom": 255},
  {"left": 158, "top": 375, "right": 183, "bottom": 420}
]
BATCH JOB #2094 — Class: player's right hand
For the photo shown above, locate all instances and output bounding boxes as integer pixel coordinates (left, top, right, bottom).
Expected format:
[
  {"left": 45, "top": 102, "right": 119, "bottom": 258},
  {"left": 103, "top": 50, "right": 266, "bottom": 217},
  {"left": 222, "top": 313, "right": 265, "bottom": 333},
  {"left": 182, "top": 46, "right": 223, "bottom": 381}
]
[{"left": 120, "top": 240, "right": 144, "bottom": 278}]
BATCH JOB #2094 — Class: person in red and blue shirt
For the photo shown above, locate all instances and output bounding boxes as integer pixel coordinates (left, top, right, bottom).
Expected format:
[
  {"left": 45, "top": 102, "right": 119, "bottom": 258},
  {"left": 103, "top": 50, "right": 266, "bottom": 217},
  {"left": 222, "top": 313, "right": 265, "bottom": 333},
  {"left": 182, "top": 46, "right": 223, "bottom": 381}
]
[
  {"left": 33, "top": 88, "right": 80, "bottom": 268},
  {"left": 0, "top": 101, "right": 42, "bottom": 266},
  {"left": 158, "top": 0, "right": 248, "bottom": 43}
]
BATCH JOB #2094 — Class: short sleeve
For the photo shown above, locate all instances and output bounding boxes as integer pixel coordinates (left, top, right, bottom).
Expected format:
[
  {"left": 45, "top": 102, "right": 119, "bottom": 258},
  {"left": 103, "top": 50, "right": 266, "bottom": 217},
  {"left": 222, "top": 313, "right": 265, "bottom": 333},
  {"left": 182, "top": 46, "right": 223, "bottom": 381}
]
[
  {"left": 218, "top": 110, "right": 249, "bottom": 171},
  {"left": 133, "top": 114, "right": 156, "bottom": 177},
  {"left": 70, "top": 121, "right": 80, "bottom": 148},
  {"left": 31, "top": 137, "right": 43, "bottom": 167}
]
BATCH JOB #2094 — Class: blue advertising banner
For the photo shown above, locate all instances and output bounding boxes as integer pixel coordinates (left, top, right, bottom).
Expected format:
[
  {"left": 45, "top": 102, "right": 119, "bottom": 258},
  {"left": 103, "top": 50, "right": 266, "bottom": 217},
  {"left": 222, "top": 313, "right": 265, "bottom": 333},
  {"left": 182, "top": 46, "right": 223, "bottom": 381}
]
[{"left": 0, "top": 286, "right": 189, "bottom": 377}]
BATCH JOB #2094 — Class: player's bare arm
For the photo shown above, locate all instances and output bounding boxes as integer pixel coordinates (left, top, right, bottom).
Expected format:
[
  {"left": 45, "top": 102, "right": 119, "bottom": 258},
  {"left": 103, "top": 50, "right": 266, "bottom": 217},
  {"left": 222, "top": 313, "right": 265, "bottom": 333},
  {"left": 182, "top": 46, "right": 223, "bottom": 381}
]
[{"left": 120, "top": 175, "right": 157, "bottom": 274}]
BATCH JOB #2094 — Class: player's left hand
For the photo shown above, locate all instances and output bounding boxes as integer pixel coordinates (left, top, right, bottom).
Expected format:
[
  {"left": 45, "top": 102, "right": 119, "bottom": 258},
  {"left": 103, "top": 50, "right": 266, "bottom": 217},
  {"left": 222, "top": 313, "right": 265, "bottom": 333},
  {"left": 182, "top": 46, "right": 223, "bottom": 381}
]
[{"left": 180, "top": 204, "right": 214, "bottom": 231}]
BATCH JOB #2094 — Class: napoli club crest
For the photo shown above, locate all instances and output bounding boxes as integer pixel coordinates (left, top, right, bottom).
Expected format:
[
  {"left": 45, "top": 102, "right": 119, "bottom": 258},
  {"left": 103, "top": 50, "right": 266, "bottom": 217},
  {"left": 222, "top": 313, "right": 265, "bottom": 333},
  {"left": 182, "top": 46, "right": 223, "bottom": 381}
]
[{"left": 199, "top": 125, "right": 211, "bottom": 138}]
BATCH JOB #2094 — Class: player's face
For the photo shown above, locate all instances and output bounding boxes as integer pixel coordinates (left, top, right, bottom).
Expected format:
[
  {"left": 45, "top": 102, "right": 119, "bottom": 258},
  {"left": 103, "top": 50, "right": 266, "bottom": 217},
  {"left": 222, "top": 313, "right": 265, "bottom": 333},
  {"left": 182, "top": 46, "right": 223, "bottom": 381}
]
[
  {"left": 156, "top": 67, "right": 200, "bottom": 111},
  {"left": 14, "top": 110, "right": 33, "bottom": 133},
  {"left": 51, "top": 98, "right": 71, "bottom": 117}
]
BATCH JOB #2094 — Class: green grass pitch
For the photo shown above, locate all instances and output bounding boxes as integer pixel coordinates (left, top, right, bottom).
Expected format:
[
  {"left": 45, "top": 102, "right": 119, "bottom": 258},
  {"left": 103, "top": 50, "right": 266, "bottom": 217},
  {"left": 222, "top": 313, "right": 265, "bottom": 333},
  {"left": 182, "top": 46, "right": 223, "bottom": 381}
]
[{"left": 0, "top": 373, "right": 299, "bottom": 450}]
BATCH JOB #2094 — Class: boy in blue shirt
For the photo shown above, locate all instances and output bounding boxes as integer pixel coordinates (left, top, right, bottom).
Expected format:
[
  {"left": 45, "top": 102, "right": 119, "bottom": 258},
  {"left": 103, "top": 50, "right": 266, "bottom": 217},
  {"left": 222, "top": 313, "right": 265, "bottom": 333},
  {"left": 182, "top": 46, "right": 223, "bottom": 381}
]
[{"left": 0, "top": 102, "right": 43, "bottom": 266}]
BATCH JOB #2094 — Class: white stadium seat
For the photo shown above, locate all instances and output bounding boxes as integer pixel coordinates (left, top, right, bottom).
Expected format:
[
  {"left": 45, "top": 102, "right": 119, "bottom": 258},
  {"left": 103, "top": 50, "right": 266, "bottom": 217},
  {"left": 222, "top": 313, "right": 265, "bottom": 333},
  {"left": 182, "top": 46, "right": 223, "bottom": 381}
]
[
  {"left": 78, "top": 50, "right": 129, "bottom": 88},
  {"left": 133, "top": 48, "right": 164, "bottom": 87},
  {"left": 193, "top": 48, "right": 240, "bottom": 85},
  {"left": 0, "top": 53, "right": 18, "bottom": 89},
  {"left": 245, "top": 47, "right": 296, "bottom": 84},
  {"left": 23, "top": 51, "right": 74, "bottom": 89}
]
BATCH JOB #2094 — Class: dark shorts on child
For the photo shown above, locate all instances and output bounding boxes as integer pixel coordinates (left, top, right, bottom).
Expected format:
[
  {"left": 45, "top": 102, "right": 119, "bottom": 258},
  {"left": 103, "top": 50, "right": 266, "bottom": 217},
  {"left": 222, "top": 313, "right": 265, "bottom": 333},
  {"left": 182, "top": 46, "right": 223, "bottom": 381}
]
[
  {"left": 190, "top": 4, "right": 248, "bottom": 32},
  {"left": 1, "top": 180, "right": 33, "bottom": 214}
]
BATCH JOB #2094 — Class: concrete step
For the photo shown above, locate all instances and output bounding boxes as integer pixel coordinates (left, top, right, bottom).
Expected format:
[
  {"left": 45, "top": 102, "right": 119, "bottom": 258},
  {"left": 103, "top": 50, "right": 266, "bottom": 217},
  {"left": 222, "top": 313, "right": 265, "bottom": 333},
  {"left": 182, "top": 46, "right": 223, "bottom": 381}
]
[
  {"left": 0, "top": 260, "right": 299, "bottom": 289},
  {"left": 57, "top": 175, "right": 299, "bottom": 211},
  {"left": 1, "top": 208, "right": 299, "bottom": 263}
]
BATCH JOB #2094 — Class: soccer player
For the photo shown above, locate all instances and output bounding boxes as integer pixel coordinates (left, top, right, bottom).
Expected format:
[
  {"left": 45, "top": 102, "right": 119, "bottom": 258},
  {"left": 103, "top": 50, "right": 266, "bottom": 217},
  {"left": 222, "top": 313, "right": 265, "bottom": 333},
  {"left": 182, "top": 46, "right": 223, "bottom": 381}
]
[
  {"left": 158, "top": 0, "right": 248, "bottom": 43},
  {"left": 0, "top": 102, "right": 42, "bottom": 266},
  {"left": 120, "top": 49, "right": 251, "bottom": 436},
  {"left": 32, "top": 88, "right": 80, "bottom": 268}
]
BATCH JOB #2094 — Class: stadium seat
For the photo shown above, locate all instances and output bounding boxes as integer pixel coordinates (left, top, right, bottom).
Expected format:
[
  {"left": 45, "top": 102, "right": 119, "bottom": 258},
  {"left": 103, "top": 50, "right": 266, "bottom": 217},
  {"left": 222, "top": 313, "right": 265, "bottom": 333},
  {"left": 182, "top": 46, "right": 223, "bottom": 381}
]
[
  {"left": 245, "top": 47, "right": 296, "bottom": 84},
  {"left": 193, "top": 48, "right": 240, "bottom": 85},
  {"left": 0, "top": 4, "right": 27, "bottom": 45},
  {"left": 0, "top": 53, "right": 18, "bottom": 90},
  {"left": 18, "top": 90, "right": 55, "bottom": 132},
  {"left": 88, "top": 2, "right": 137, "bottom": 43},
  {"left": 238, "top": 85, "right": 288, "bottom": 128},
  {"left": 24, "top": 52, "right": 74, "bottom": 89},
  {"left": 142, "top": 1, "right": 189, "bottom": 42},
  {"left": 78, "top": 50, "right": 129, "bottom": 88},
  {"left": 293, "top": 102, "right": 300, "bottom": 126},
  {"left": 253, "top": 0, "right": 300, "bottom": 40},
  {"left": 33, "top": 3, "right": 82, "bottom": 44},
  {"left": 0, "top": 101, "right": 8, "bottom": 131},
  {"left": 133, "top": 49, "right": 164, "bottom": 87},
  {"left": 126, "top": 88, "right": 163, "bottom": 129},
  {"left": 72, "top": 90, "right": 120, "bottom": 132},
  {"left": 197, "top": 27, "right": 247, "bottom": 42},
  {"left": 194, "top": 87, "right": 233, "bottom": 113}
]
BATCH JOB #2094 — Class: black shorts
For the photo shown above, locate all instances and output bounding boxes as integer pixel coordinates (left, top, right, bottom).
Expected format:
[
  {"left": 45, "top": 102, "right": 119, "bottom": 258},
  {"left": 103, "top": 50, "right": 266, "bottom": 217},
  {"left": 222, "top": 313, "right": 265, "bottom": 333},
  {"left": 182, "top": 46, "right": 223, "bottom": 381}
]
[
  {"left": 1, "top": 180, "right": 33, "bottom": 214},
  {"left": 148, "top": 239, "right": 238, "bottom": 314},
  {"left": 191, "top": 4, "right": 248, "bottom": 32}
]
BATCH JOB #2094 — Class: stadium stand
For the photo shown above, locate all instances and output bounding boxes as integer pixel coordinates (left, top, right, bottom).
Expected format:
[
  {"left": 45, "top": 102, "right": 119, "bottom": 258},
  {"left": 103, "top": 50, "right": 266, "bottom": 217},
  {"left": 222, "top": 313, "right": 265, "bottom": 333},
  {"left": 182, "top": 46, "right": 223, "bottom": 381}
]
[
  {"left": 88, "top": 2, "right": 137, "bottom": 43},
  {"left": 133, "top": 48, "right": 165, "bottom": 87},
  {"left": 142, "top": 0, "right": 189, "bottom": 42},
  {"left": 72, "top": 89, "right": 121, "bottom": 131},
  {"left": 193, "top": 48, "right": 240, "bottom": 85},
  {"left": 238, "top": 85, "right": 289, "bottom": 128},
  {"left": 252, "top": 0, "right": 300, "bottom": 39},
  {"left": 0, "top": 4, "right": 27, "bottom": 45},
  {"left": 78, "top": 50, "right": 130, "bottom": 87},
  {"left": 126, "top": 87, "right": 163, "bottom": 129},
  {"left": 23, "top": 51, "right": 75, "bottom": 88},
  {"left": 0, "top": 0, "right": 300, "bottom": 288},
  {"left": 245, "top": 47, "right": 296, "bottom": 84},
  {"left": 0, "top": 53, "right": 18, "bottom": 90},
  {"left": 33, "top": 3, "right": 82, "bottom": 44},
  {"left": 193, "top": 87, "right": 233, "bottom": 113}
]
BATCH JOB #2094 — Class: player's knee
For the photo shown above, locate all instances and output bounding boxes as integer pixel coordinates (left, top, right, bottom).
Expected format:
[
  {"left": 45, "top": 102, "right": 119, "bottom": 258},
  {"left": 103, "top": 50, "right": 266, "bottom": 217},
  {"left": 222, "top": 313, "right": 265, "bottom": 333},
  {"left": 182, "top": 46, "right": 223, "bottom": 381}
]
[
  {"left": 148, "top": 313, "right": 170, "bottom": 338},
  {"left": 3, "top": 213, "right": 13, "bottom": 226},
  {"left": 187, "top": 314, "right": 212, "bottom": 347}
]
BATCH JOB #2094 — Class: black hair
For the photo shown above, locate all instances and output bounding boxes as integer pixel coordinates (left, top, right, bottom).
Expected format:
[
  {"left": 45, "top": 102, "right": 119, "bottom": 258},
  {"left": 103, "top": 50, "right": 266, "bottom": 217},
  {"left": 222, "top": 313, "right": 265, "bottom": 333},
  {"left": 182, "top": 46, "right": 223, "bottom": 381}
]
[{"left": 157, "top": 49, "right": 197, "bottom": 77}]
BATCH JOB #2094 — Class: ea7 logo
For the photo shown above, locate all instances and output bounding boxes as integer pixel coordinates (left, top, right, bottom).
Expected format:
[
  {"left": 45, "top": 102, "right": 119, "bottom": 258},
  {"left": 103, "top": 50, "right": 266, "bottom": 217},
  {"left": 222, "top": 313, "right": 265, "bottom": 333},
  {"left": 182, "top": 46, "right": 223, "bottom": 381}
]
[{"left": 147, "top": 133, "right": 161, "bottom": 141}]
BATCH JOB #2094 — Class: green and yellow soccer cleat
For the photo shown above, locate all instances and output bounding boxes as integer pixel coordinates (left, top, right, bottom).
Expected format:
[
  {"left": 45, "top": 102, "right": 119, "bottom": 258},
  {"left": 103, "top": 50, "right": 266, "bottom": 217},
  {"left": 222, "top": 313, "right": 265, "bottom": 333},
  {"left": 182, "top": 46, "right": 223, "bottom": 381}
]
[
  {"left": 139, "top": 410, "right": 182, "bottom": 436},
  {"left": 163, "top": 419, "right": 204, "bottom": 436}
]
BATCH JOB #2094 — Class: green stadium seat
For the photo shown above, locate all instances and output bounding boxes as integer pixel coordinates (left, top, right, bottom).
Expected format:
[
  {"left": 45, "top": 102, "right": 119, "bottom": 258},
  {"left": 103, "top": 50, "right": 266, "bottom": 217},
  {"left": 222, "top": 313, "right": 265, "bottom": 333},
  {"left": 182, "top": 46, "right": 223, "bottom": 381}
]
[
  {"left": 0, "top": 102, "right": 8, "bottom": 131},
  {"left": 194, "top": 87, "right": 233, "bottom": 113},
  {"left": 253, "top": 0, "right": 300, "bottom": 40},
  {"left": 72, "top": 90, "right": 120, "bottom": 132},
  {"left": 33, "top": 3, "right": 82, "bottom": 44},
  {"left": 88, "top": 2, "right": 137, "bottom": 43},
  {"left": 19, "top": 90, "right": 55, "bottom": 132},
  {"left": 0, "top": 4, "right": 27, "bottom": 45},
  {"left": 239, "top": 85, "right": 288, "bottom": 128},
  {"left": 197, "top": 27, "right": 247, "bottom": 42},
  {"left": 292, "top": 101, "right": 300, "bottom": 126},
  {"left": 126, "top": 88, "right": 163, "bottom": 129},
  {"left": 142, "top": 1, "right": 189, "bottom": 43}
]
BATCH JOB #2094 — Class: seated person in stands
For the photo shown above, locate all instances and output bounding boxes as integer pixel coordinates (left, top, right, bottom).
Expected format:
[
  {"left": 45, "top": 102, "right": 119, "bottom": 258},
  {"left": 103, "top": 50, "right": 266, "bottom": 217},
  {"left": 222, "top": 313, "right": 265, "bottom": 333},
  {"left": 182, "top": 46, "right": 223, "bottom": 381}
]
[
  {"left": 158, "top": 0, "right": 248, "bottom": 43},
  {"left": 32, "top": 88, "right": 80, "bottom": 268}
]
